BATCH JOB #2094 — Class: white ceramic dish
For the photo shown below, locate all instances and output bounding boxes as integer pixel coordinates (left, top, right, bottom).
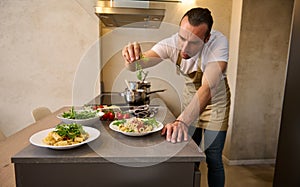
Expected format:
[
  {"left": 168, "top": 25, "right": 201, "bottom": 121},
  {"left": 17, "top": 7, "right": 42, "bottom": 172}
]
[
  {"left": 109, "top": 119, "right": 164, "bottom": 136},
  {"left": 29, "top": 126, "right": 100, "bottom": 150},
  {"left": 57, "top": 111, "right": 104, "bottom": 126}
]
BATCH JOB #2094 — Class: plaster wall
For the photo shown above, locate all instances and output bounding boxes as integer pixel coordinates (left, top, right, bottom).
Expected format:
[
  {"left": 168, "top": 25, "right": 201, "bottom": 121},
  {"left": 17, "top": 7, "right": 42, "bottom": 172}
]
[
  {"left": 0, "top": 0, "right": 99, "bottom": 136},
  {"left": 224, "top": 0, "right": 294, "bottom": 163},
  {"left": 223, "top": 0, "right": 242, "bottom": 161}
]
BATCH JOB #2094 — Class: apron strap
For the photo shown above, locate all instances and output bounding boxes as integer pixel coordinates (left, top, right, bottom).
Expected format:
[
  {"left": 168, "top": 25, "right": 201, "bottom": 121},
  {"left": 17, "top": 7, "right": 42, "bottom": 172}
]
[{"left": 176, "top": 51, "right": 182, "bottom": 75}]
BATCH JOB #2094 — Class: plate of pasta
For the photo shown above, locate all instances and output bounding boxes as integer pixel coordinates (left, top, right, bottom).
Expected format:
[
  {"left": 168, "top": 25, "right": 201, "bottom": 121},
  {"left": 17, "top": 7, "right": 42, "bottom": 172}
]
[
  {"left": 29, "top": 123, "right": 100, "bottom": 150},
  {"left": 109, "top": 117, "right": 164, "bottom": 136}
]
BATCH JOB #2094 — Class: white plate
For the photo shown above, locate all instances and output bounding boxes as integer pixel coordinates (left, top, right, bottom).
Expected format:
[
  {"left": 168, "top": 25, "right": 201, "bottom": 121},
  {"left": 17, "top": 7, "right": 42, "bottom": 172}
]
[
  {"left": 57, "top": 111, "right": 104, "bottom": 126},
  {"left": 29, "top": 126, "right": 100, "bottom": 150},
  {"left": 109, "top": 119, "right": 164, "bottom": 136}
]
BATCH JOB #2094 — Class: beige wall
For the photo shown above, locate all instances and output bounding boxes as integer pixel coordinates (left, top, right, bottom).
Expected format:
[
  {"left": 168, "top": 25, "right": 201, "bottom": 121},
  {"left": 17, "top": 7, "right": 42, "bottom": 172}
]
[
  {"left": 224, "top": 0, "right": 294, "bottom": 164},
  {"left": 0, "top": 0, "right": 99, "bottom": 136}
]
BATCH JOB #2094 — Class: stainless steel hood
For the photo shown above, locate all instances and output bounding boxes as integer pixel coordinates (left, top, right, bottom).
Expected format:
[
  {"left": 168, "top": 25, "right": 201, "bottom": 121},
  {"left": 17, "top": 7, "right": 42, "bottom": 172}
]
[
  {"left": 95, "top": 1, "right": 167, "bottom": 29},
  {"left": 95, "top": 7, "right": 165, "bottom": 28}
]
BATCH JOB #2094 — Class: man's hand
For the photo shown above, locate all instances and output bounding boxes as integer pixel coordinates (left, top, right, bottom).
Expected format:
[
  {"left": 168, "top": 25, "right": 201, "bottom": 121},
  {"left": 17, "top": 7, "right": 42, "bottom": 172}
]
[
  {"left": 161, "top": 120, "right": 189, "bottom": 143},
  {"left": 122, "top": 42, "right": 141, "bottom": 63}
]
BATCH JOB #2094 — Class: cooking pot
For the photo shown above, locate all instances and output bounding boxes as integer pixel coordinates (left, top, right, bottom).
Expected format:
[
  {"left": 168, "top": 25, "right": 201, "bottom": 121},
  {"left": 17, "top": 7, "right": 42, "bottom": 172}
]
[
  {"left": 128, "top": 81, "right": 151, "bottom": 92},
  {"left": 121, "top": 88, "right": 166, "bottom": 105}
]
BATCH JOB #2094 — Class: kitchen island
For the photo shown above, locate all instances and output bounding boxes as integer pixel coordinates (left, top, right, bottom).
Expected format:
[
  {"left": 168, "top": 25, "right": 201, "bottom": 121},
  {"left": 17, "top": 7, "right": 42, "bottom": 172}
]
[{"left": 11, "top": 97, "right": 205, "bottom": 187}]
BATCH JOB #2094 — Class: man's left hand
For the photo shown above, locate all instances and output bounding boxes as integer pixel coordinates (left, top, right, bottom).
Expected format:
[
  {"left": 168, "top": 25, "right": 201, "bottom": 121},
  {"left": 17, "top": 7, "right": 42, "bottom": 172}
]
[{"left": 161, "top": 121, "right": 189, "bottom": 143}]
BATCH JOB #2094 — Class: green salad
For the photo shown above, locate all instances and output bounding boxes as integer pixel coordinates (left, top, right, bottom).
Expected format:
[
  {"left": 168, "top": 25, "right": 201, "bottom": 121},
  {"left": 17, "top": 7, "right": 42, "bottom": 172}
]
[{"left": 62, "top": 107, "right": 97, "bottom": 119}]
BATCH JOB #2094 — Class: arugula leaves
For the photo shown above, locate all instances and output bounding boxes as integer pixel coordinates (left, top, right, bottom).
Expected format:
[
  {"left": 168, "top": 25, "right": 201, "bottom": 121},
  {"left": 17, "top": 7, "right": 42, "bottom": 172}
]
[
  {"left": 54, "top": 123, "right": 86, "bottom": 139},
  {"left": 62, "top": 107, "right": 97, "bottom": 119},
  {"left": 62, "top": 107, "right": 76, "bottom": 119}
]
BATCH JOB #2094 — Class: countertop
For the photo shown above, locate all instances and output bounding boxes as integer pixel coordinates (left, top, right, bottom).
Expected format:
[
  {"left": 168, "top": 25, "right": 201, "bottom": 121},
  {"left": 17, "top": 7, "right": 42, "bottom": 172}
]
[
  {"left": 12, "top": 98, "right": 204, "bottom": 165},
  {"left": 1, "top": 97, "right": 205, "bottom": 186}
]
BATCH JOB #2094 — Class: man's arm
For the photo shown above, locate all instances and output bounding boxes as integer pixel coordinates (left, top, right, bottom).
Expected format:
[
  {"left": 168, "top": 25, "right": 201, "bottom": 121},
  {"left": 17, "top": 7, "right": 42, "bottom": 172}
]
[{"left": 162, "top": 61, "right": 227, "bottom": 143}]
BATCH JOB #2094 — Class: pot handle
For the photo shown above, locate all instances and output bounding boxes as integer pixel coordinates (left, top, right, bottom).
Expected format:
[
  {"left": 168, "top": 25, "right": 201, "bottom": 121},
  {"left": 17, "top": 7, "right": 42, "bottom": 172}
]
[{"left": 146, "top": 89, "right": 166, "bottom": 95}]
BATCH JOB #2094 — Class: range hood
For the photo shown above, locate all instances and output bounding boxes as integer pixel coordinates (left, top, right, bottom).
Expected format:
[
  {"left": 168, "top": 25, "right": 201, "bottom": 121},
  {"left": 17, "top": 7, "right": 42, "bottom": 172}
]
[
  {"left": 95, "top": 7, "right": 165, "bottom": 28},
  {"left": 95, "top": 1, "right": 167, "bottom": 29}
]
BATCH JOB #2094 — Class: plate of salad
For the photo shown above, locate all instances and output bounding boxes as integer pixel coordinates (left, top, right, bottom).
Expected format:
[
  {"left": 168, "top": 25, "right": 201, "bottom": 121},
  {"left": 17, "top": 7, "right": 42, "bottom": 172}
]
[
  {"left": 57, "top": 107, "right": 104, "bottom": 126},
  {"left": 109, "top": 117, "right": 164, "bottom": 136}
]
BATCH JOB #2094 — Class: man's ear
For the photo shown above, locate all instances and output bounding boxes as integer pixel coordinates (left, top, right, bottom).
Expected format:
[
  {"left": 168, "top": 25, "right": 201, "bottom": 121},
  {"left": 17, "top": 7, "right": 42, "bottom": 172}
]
[{"left": 204, "top": 34, "right": 211, "bottom": 43}]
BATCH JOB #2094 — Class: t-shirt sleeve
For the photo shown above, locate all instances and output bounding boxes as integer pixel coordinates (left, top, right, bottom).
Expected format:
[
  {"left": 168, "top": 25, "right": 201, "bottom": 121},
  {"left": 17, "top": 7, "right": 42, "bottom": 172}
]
[{"left": 204, "top": 34, "right": 229, "bottom": 64}]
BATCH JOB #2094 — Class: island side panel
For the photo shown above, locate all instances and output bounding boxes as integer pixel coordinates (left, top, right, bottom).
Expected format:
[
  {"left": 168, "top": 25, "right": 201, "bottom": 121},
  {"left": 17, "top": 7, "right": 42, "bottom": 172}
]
[{"left": 14, "top": 162, "right": 197, "bottom": 187}]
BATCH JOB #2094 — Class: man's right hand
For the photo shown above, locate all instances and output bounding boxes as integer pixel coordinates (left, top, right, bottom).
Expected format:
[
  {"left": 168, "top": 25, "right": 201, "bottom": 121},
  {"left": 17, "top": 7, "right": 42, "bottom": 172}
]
[{"left": 122, "top": 42, "right": 142, "bottom": 63}]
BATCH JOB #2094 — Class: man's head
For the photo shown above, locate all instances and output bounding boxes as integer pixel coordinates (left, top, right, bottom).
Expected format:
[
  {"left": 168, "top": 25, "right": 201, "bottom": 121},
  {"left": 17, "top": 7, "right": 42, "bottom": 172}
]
[
  {"left": 178, "top": 8, "right": 213, "bottom": 59},
  {"left": 181, "top": 8, "right": 213, "bottom": 39}
]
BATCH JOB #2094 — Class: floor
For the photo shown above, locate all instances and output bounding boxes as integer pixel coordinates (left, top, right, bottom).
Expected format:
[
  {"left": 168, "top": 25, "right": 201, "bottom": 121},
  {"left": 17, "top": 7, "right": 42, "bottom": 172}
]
[{"left": 199, "top": 162, "right": 275, "bottom": 187}]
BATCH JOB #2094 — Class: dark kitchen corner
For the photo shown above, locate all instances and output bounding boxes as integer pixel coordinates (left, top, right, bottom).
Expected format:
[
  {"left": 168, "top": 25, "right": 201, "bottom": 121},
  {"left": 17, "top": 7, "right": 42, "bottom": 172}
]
[{"left": 274, "top": 0, "right": 300, "bottom": 186}]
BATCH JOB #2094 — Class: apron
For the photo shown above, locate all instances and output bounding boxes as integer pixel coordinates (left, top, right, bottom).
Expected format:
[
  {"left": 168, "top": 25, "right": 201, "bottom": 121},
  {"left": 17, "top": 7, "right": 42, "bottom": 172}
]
[{"left": 176, "top": 52, "right": 230, "bottom": 131}]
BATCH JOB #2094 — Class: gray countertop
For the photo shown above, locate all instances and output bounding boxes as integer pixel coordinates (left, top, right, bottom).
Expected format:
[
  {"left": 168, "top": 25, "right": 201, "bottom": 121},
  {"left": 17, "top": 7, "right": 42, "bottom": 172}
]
[{"left": 12, "top": 98, "right": 205, "bottom": 166}]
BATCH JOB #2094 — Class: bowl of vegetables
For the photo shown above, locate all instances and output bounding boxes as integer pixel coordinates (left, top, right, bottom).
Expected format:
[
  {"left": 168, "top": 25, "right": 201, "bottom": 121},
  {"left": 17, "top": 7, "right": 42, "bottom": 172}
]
[{"left": 57, "top": 107, "right": 104, "bottom": 126}]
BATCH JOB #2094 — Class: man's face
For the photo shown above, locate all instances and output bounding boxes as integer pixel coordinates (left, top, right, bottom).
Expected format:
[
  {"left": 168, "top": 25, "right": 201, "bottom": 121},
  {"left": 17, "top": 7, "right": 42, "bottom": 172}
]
[{"left": 178, "top": 16, "right": 209, "bottom": 59}]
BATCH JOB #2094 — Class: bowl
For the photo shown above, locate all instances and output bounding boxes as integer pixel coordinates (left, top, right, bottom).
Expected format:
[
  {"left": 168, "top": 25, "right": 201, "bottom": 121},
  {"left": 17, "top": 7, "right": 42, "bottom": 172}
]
[{"left": 57, "top": 110, "right": 104, "bottom": 126}]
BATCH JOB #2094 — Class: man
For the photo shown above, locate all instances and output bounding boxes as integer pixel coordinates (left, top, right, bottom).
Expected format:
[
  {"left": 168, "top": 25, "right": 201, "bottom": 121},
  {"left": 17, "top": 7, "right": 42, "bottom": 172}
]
[{"left": 122, "top": 7, "right": 230, "bottom": 187}]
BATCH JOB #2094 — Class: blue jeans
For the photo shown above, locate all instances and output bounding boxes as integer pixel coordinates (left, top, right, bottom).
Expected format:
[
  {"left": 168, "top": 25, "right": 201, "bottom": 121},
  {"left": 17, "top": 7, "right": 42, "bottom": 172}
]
[{"left": 190, "top": 127, "right": 227, "bottom": 187}]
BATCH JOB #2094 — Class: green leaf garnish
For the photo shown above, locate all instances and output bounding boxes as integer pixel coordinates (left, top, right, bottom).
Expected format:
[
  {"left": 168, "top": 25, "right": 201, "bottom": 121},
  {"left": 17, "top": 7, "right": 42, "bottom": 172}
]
[
  {"left": 54, "top": 123, "right": 85, "bottom": 139},
  {"left": 143, "top": 118, "right": 159, "bottom": 127},
  {"left": 113, "top": 119, "right": 126, "bottom": 126}
]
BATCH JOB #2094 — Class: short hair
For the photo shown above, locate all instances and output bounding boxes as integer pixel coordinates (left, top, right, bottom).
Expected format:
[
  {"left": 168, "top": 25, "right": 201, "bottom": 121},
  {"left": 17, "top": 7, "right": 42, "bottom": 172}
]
[{"left": 181, "top": 7, "right": 213, "bottom": 38}]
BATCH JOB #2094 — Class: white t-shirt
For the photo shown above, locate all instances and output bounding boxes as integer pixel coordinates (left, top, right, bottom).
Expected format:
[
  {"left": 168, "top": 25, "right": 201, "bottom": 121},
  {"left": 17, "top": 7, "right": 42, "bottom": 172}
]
[{"left": 151, "top": 30, "right": 229, "bottom": 77}]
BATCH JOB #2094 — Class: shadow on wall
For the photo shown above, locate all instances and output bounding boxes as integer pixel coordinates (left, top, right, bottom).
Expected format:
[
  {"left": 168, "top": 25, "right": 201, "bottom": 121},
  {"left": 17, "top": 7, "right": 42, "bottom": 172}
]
[{"left": 101, "top": 42, "right": 184, "bottom": 117}]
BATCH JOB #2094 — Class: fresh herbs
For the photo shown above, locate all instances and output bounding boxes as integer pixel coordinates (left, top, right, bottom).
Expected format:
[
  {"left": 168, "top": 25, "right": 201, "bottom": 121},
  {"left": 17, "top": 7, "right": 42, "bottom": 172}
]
[
  {"left": 62, "top": 107, "right": 97, "bottom": 119},
  {"left": 136, "top": 62, "right": 143, "bottom": 81},
  {"left": 135, "top": 54, "right": 149, "bottom": 81},
  {"left": 54, "top": 123, "right": 86, "bottom": 139}
]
